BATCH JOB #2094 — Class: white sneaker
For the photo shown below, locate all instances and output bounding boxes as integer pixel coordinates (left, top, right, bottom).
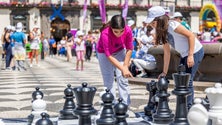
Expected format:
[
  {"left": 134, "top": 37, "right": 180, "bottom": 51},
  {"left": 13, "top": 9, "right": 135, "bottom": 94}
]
[
  {"left": 30, "top": 64, "right": 32, "bottom": 68},
  {"left": 137, "top": 72, "right": 146, "bottom": 77}
]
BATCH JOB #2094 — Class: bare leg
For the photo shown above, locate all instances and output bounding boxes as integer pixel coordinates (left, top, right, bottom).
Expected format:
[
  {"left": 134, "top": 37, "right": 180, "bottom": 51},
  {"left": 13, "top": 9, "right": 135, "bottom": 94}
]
[
  {"left": 76, "top": 60, "right": 79, "bottom": 70},
  {"left": 81, "top": 60, "right": 83, "bottom": 70},
  {"left": 35, "top": 50, "right": 39, "bottom": 65}
]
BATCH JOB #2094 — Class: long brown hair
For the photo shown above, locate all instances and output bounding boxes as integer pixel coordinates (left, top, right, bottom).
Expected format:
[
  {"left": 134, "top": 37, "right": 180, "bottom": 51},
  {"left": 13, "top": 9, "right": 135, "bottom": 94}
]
[{"left": 155, "top": 15, "right": 169, "bottom": 45}]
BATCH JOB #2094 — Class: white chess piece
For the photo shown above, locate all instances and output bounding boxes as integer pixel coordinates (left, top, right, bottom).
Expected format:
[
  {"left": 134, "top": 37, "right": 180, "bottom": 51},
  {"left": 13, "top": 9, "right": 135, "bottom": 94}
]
[
  {"left": 0, "top": 119, "right": 5, "bottom": 125},
  {"left": 31, "top": 95, "right": 47, "bottom": 125},
  {"left": 205, "top": 83, "right": 222, "bottom": 125},
  {"left": 187, "top": 98, "right": 209, "bottom": 125}
]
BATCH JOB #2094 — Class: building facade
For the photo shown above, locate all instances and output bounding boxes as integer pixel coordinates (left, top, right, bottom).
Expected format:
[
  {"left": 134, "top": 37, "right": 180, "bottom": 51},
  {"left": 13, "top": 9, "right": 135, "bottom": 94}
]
[{"left": 0, "top": 0, "right": 212, "bottom": 41}]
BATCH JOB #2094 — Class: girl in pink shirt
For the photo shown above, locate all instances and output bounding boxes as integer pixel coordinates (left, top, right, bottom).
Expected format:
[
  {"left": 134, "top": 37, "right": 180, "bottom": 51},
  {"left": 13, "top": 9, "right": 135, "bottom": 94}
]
[{"left": 96, "top": 15, "right": 133, "bottom": 105}]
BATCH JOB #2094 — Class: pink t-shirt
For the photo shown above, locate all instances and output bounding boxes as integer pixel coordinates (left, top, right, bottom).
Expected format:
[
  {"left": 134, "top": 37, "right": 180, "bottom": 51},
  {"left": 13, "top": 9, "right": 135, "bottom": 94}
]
[{"left": 96, "top": 26, "right": 133, "bottom": 57}]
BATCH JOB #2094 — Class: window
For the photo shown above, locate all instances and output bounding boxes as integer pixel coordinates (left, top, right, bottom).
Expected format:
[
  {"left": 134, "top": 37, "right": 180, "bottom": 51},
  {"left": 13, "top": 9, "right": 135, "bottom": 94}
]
[{"left": 11, "top": 10, "right": 29, "bottom": 33}]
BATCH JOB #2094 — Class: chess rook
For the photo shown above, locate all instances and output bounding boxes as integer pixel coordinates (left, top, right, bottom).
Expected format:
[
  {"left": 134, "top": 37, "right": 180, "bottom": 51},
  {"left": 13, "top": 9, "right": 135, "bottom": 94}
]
[{"left": 73, "top": 82, "right": 97, "bottom": 125}]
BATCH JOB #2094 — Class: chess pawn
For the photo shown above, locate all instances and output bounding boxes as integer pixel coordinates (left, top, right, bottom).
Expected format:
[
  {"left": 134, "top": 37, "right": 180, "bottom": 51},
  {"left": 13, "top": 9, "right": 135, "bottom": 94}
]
[
  {"left": 205, "top": 83, "right": 222, "bottom": 125},
  {"left": 96, "top": 89, "right": 115, "bottom": 125},
  {"left": 28, "top": 87, "right": 44, "bottom": 125},
  {"left": 187, "top": 98, "right": 209, "bottom": 125},
  {"left": 36, "top": 112, "right": 53, "bottom": 125},
  {"left": 171, "top": 64, "right": 191, "bottom": 125},
  {"left": 31, "top": 95, "right": 47, "bottom": 125},
  {"left": 73, "top": 82, "right": 97, "bottom": 125},
  {"left": 152, "top": 76, "right": 174, "bottom": 124},
  {"left": 144, "top": 80, "right": 158, "bottom": 121},
  {"left": 59, "top": 84, "right": 78, "bottom": 120},
  {"left": 114, "top": 98, "right": 129, "bottom": 125},
  {"left": 32, "top": 87, "right": 44, "bottom": 101}
]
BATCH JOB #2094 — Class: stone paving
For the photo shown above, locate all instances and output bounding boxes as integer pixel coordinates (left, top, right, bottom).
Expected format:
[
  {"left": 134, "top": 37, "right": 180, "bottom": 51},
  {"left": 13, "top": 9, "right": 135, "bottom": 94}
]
[{"left": 0, "top": 55, "right": 208, "bottom": 124}]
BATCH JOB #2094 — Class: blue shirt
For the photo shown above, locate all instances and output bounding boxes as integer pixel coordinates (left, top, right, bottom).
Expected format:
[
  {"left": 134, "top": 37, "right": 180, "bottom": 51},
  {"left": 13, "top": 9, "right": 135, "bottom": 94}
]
[
  {"left": 11, "top": 32, "right": 26, "bottom": 43},
  {"left": 49, "top": 38, "right": 56, "bottom": 45}
]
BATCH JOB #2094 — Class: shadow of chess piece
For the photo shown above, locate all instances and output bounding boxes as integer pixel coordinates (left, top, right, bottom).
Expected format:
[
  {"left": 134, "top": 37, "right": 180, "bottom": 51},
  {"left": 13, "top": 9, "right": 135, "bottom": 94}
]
[
  {"left": 144, "top": 80, "right": 158, "bottom": 121},
  {"left": 114, "top": 98, "right": 129, "bottom": 125},
  {"left": 36, "top": 112, "right": 53, "bottom": 125},
  {"left": 59, "top": 84, "right": 78, "bottom": 120},
  {"left": 152, "top": 76, "right": 174, "bottom": 124},
  {"left": 170, "top": 64, "right": 191, "bottom": 125},
  {"left": 28, "top": 87, "right": 44, "bottom": 125},
  {"left": 96, "top": 89, "right": 115, "bottom": 125},
  {"left": 73, "top": 82, "right": 97, "bottom": 125}
]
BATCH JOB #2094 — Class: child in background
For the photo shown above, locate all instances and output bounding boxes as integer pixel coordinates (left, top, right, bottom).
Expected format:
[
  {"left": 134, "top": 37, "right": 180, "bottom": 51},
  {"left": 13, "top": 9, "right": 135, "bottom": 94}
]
[{"left": 74, "top": 30, "right": 85, "bottom": 71}]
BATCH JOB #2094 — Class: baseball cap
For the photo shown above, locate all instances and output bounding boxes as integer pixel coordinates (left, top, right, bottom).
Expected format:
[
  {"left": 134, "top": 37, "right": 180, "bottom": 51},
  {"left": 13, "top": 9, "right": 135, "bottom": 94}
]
[
  {"left": 75, "top": 30, "right": 84, "bottom": 37},
  {"left": 173, "top": 12, "right": 183, "bottom": 18},
  {"left": 16, "top": 22, "right": 23, "bottom": 32},
  {"left": 127, "top": 20, "right": 135, "bottom": 27},
  {"left": 145, "top": 6, "right": 166, "bottom": 23},
  {"left": 6, "top": 25, "right": 12, "bottom": 30}
]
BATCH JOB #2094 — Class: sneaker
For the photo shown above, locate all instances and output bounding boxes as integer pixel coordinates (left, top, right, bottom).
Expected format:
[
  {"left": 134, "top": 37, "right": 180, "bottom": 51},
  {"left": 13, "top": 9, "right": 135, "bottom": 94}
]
[
  {"left": 37, "top": 64, "right": 40, "bottom": 67},
  {"left": 5, "top": 67, "right": 12, "bottom": 71},
  {"left": 30, "top": 64, "right": 32, "bottom": 68},
  {"left": 137, "top": 72, "right": 146, "bottom": 77}
]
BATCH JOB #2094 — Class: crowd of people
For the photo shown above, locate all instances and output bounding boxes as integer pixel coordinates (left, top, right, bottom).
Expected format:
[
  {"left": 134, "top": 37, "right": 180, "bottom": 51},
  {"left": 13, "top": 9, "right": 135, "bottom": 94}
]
[{"left": 0, "top": 22, "right": 101, "bottom": 72}]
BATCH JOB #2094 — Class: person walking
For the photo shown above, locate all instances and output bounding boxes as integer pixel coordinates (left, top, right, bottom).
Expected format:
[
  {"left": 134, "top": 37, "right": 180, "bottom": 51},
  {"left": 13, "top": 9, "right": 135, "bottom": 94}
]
[
  {"left": 146, "top": 6, "right": 204, "bottom": 109},
  {"left": 29, "top": 26, "right": 40, "bottom": 67},
  {"left": 96, "top": 15, "right": 133, "bottom": 105},
  {"left": 74, "top": 30, "right": 85, "bottom": 71},
  {"left": 11, "top": 22, "right": 27, "bottom": 71},
  {"left": 49, "top": 35, "right": 56, "bottom": 57},
  {"left": 3, "top": 25, "right": 13, "bottom": 70},
  {"left": 66, "top": 32, "right": 74, "bottom": 62}
]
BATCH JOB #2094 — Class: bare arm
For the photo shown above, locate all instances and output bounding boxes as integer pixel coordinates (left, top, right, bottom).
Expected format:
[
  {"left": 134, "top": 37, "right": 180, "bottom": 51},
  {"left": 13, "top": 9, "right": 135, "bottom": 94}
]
[
  {"left": 5, "top": 33, "right": 10, "bottom": 43},
  {"left": 158, "top": 43, "right": 171, "bottom": 79},
  {"left": 107, "top": 49, "right": 133, "bottom": 78}
]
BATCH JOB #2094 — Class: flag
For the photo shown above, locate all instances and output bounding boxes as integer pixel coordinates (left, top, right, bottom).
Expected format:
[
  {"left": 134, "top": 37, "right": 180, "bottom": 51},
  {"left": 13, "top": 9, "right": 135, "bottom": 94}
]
[
  {"left": 99, "top": 0, "right": 106, "bottom": 23},
  {"left": 122, "top": 0, "right": 129, "bottom": 21},
  {"left": 83, "top": 0, "right": 88, "bottom": 27}
]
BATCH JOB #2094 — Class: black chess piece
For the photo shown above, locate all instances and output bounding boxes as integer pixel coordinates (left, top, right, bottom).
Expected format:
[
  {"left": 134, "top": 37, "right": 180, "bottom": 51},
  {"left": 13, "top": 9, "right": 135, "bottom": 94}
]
[
  {"left": 59, "top": 84, "right": 78, "bottom": 120},
  {"left": 170, "top": 64, "right": 191, "bottom": 125},
  {"left": 28, "top": 87, "right": 44, "bottom": 125},
  {"left": 35, "top": 112, "right": 53, "bottom": 125},
  {"left": 144, "top": 80, "right": 158, "bottom": 121},
  {"left": 152, "top": 76, "right": 174, "bottom": 124},
  {"left": 114, "top": 98, "right": 128, "bottom": 125},
  {"left": 32, "top": 87, "right": 44, "bottom": 101},
  {"left": 96, "top": 89, "right": 115, "bottom": 125},
  {"left": 73, "top": 82, "right": 97, "bottom": 125}
]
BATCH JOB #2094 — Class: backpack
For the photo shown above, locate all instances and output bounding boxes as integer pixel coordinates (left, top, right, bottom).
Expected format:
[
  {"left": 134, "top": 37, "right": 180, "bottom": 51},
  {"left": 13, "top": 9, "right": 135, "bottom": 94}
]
[
  {"left": 85, "top": 40, "right": 92, "bottom": 47},
  {"left": 129, "top": 62, "right": 141, "bottom": 77}
]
